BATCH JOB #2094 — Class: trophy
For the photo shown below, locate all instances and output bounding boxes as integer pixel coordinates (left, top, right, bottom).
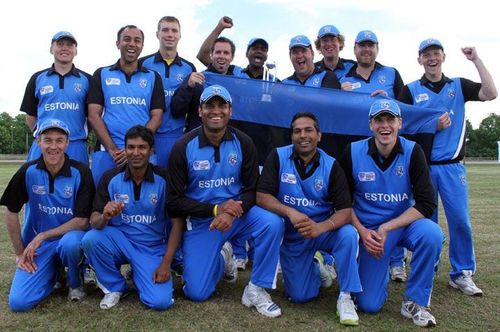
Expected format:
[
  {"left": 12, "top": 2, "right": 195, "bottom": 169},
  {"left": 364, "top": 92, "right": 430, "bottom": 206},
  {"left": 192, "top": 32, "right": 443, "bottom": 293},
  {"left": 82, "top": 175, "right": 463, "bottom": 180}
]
[{"left": 261, "top": 60, "right": 277, "bottom": 102}]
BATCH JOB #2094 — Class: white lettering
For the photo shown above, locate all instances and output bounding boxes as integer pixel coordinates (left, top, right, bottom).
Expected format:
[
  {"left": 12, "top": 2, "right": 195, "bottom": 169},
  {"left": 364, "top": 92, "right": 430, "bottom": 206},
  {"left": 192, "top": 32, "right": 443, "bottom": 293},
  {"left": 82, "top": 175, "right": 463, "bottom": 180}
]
[
  {"left": 363, "top": 192, "right": 409, "bottom": 202},
  {"left": 38, "top": 203, "right": 73, "bottom": 215},
  {"left": 44, "top": 102, "right": 80, "bottom": 112},
  {"left": 121, "top": 213, "right": 157, "bottom": 224},
  {"left": 198, "top": 177, "right": 236, "bottom": 189},
  {"left": 283, "top": 195, "right": 319, "bottom": 207},
  {"left": 110, "top": 96, "right": 147, "bottom": 106}
]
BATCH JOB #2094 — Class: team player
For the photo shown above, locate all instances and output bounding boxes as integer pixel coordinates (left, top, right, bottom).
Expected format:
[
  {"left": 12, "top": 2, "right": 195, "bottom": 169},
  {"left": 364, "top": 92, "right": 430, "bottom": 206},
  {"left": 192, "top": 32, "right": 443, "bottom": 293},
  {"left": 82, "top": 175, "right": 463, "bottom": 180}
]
[
  {"left": 21, "top": 31, "right": 91, "bottom": 164},
  {"left": 398, "top": 39, "right": 497, "bottom": 295},
  {"left": 166, "top": 85, "right": 284, "bottom": 318},
  {"left": 314, "top": 25, "right": 355, "bottom": 79},
  {"left": 256, "top": 112, "right": 362, "bottom": 326},
  {"left": 341, "top": 30, "right": 404, "bottom": 99},
  {"left": 171, "top": 36, "right": 241, "bottom": 132},
  {"left": 340, "top": 99, "right": 443, "bottom": 327},
  {"left": 87, "top": 25, "right": 165, "bottom": 185},
  {"left": 140, "top": 16, "right": 196, "bottom": 168},
  {"left": 82, "top": 125, "right": 182, "bottom": 310},
  {"left": 283, "top": 35, "right": 341, "bottom": 88},
  {"left": 1, "top": 119, "right": 94, "bottom": 311}
]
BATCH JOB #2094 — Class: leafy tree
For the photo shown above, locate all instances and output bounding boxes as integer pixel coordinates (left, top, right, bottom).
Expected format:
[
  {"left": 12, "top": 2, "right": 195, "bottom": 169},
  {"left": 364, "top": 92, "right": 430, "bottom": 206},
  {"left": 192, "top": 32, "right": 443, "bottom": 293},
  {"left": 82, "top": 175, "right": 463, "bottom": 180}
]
[{"left": 466, "top": 113, "right": 500, "bottom": 158}]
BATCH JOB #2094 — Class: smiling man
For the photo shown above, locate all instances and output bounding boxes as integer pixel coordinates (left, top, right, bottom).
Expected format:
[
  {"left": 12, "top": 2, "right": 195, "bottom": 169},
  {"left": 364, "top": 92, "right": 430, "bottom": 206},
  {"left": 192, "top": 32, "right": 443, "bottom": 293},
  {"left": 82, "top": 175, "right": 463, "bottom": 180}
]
[
  {"left": 1, "top": 119, "right": 94, "bottom": 311},
  {"left": 167, "top": 85, "right": 284, "bottom": 318},
  {"left": 314, "top": 25, "right": 355, "bottom": 79},
  {"left": 82, "top": 125, "right": 182, "bottom": 310},
  {"left": 340, "top": 99, "right": 443, "bottom": 327},
  {"left": 87, "top": 25, "right": 165, "bottom": 185},
  {"left": 256, "top": 112, "right": 362, "bottom": 326}
]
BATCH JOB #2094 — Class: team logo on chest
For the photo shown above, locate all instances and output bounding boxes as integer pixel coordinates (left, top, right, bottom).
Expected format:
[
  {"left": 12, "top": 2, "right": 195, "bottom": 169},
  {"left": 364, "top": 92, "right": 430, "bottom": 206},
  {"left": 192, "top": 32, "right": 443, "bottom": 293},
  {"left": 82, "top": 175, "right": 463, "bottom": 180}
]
[
  {"left": 358, "top": 171, "right": 375, "bottom": 182},
  {"left": 74, "top": 83, "right": 82, "bottom": 93},
  {"left": 139, "top": 79, "right": 148, "bottom": 88},
  {"left": 32, "top": 185, "right": 47, "bottom": 195},
  {"left": 378, "top": 75, "right": 387, "bottom": 85},
  {"left": 149, "top": 193, "right": 158, "bottom": 205},
  {"left": 314, "top": 179, "right": 323, "bottom": 191},
  {"left": 447, "top": 88, "right": 456, "bottom": 99},
  {"left": 415, "top": 93, "right": 429, "bottom": 103},
  {"left": 40, "top": 85, "right": 54, "bottom": 95},
  {"left": 281, "top": 173, "right": 297, "bottom": 184},
  {"left": 113, "top": 193, "right": 129, "bottom": 204},
  {"left": 63, "top": 186, "right": 73, "bottom": 198},
  {"left": 176, "top": 73, "right": 185, "bottom": 82},
  {"left": 228, "top": 153, "right": 238, "bottom": 166},
  {"left": 105, "top": 78, "right": 121, "bottom": 86},
  {"left": 193, "top": 160, "right": 211, "bottom": 171},
  {"left": 312, "top": 77, "right": 320, "bottom": 86},
  {"left": 395, "top": 165, "right": 404, "bottom": 177}
]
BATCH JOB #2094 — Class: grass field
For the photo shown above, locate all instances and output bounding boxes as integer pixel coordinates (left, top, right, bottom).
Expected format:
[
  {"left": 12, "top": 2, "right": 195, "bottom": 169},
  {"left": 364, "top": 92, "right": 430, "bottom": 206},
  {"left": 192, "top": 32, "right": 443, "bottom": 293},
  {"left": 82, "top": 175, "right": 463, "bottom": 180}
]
[{"left": 0, "top": 163, "right": 499, "bottom": 331}]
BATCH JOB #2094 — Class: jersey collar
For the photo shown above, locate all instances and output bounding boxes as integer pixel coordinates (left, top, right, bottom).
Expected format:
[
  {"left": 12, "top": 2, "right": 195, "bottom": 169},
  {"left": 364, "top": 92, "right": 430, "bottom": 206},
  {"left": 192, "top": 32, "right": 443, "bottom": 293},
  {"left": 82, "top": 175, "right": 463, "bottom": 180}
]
[
  {"left": 110, "top": 60, "right": 149, "bottom": 74},
  {"left": 123, "top": 163, "right": 155, "bottom": 182},
  {"left": 47, "top": 64, "right": 81, "bottom": 77},
  {"left": 36, "top": 154, "right": 72, "bottom": 177},
  {"left": 153, "top": 51, "right": 183, "bottom": 66},
  {"left": 197, "top": 126, "right": 235, "bottom": 148}
]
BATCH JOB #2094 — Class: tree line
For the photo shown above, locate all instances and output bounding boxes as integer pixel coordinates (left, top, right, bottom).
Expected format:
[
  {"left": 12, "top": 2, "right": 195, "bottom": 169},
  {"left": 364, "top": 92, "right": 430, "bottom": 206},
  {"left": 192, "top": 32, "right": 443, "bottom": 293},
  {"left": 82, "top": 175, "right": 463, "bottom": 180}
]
[{"left": 0, "top": 112, "right": 498, "bottom": 158}]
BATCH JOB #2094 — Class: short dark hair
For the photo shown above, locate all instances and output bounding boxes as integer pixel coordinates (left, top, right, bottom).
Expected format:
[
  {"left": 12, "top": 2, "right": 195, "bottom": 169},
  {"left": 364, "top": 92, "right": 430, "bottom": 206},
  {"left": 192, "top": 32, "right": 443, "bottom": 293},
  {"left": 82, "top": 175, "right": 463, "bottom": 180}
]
[
  {"left": 117, "top": 25, "right": 144, "bottom": 42},
  {"left": 211, "top": 37, "right": 236, "bottom": 56},
  {"left": 290, "top": 112, "right": 321, "bottom": 132},
  {"left": 157, "top": 16, "right": 180, "bottom": 32},
  {"left": 125, "top": 125, "right": 154, "bottom": 148}
]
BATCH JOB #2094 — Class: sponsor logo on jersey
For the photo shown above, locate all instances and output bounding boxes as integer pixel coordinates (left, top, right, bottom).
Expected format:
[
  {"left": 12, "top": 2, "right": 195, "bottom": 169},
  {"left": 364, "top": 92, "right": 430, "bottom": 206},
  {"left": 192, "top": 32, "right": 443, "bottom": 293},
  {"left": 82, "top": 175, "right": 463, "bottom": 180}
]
[
  {"left": 109, "top": 97, "right": 146, "bottom": 105},
  {"left": 105, "top": 78, "right": 121, "bottom": 86},
  {"left": 74, "top": 83, "right": 82, "bottom": 93},
  {"left": 364, "top": 192, "right": 409, "bottom": 202},
  {"left": 198, "top": 177, "right": 236, "bottom": 188},
  {"left": 176, "top": 73, "right": 185, "bottom": 82},
  {"left": 283, "top": 195, "right": 319, "bottom": 207},
  {"left": 314, "top": 179, "right": 323, "bottom": 191},
  {"left": 44, "top": 102, "right": 80, "bottom": 112},
  {"left": 113, "top": 193, "right": 129, "bottom": 204},
  {"left": 121, "top": 213, "right": 157, "bottom": 224},
  {"left": 378, "top": 75, "right": 386, "bottom": 84},
  {"left": 139, "top": 79, "right": 148, "bottom": 88},
  {"left": 40, "top": 85, "right": 54, "bottom": 95},
  {"left": 395, "top": 165, "right": 404, "bottom": 177},
  {"left": 447, "top": 88, "right": 456, "bottom": 99},
  {"left": 32, "top": 185, "right": 47, "bottom": 195},
  {"left": 358, "top": 172, "right": 375, "bottom": 182},
  {"left": 228, "top": 153, "right": 238, "bottom": 166},
  {"left": 281, "top": 173, "right": 297, "bottom": 184},
  {"left": 149, "top": 193, "right": 158, "bottom": 205},
  {"left": 351, "top": 82, "right": 362, "bottom": 90},
  {"left": 165, "top": 89, "right": 175, "bottom": 97},
  {"left": 193, "top": 160, "right": 210, "bottom": 171},
  {"left": 415, "top": 93, "right": 429, "bottom": 103},
  {"left": 64, "top": 186, "right": 73, "bottom": 198},
  {"left": 38, "top": 203, "right": 73, "bottom": 215}
]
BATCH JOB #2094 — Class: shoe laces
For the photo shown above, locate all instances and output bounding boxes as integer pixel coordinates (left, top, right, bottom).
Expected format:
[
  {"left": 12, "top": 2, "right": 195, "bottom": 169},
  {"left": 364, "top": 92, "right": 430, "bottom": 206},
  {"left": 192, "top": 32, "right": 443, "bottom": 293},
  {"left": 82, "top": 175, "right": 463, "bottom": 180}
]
[
  {"left": 339, "top": 296, "right": 356, "bottom": 315},
  {"left": 250, "top": 287, "right": 272, "bottom": 306}
]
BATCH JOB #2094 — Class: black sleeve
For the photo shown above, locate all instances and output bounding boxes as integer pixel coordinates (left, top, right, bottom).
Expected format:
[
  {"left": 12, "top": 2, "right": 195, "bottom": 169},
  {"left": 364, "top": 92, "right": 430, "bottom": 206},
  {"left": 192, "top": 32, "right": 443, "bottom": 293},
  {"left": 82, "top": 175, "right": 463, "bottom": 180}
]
[
  {"left": 235, "top": 129, "right": 259, "bottom": 213},
  {"left": 170, "top": 77, "right": 197, "bottom": 118},
  {"left": 256, "top": 149, "right": 280, "bottom": 195},
  {"left": 0, "top": 163, "right": 30, "bottom": 212},
  {"left": 20, "top": 71, "right": 43, "bottom": 116},
  {"left": 151, "top": 71, "right": 166, "bottom": 111},
  {"left": 86, "top": 68, "right": 105, "bottom": 105},
  {"left": 338, "top": 144, "right": 355, "bottom": 201},
  {"left": 328, "top": 161, "right": 352, "bottom": 210},
  {"left": 92, "top": 168, "right": 116, "bottom": 213},
  {"left": 397, "top": 85, "right": 413, "bottom": 104},
  {"left": 321, "top": 71, "right": 341, "bottom": 89},
  {"left": 72, "top": 162, "right": 95, "bottom": 218},
  {"left": 460, "top": 78, "right": 482, "bottom": 102},
  {"left": 80, "top": 70, "right": 93, "bottom": 116},
  {"left": 393, "top": 69, "right": 405, "bottom": 99},
  {"left": 409, "top": 143, "right": 436, "bottom": 218},
  {"left": 166, "top": 135, "right": 214, "bottom": 218}
]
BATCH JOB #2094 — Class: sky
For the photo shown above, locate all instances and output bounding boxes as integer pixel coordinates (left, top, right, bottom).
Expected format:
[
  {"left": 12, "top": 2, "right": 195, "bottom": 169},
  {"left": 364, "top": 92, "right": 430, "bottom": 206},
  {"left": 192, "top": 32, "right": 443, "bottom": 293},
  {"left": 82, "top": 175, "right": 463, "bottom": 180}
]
[{"left": 1, "top": 0, "right": 498, "bottom": 128}]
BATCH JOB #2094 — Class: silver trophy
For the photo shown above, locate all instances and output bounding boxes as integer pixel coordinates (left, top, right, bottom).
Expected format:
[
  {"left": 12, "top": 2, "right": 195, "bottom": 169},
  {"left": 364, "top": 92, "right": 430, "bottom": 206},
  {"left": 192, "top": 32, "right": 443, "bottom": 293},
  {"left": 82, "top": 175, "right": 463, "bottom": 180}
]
[{"left": 261, "top": 60, "right": 277, "bottom": 102}]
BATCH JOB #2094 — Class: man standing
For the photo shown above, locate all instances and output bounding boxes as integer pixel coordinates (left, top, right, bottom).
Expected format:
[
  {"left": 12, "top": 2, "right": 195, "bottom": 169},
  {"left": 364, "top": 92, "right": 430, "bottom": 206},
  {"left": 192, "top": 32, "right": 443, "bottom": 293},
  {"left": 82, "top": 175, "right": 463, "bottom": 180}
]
[
  {"left": 341, "top": 30, "right": 404, "bottom": 99},
  {"left": 1, "top": 119, "right": 94, "bottom": 311},
  {"left": 82, "top": 125, "right": 182, "bottom": 310},
  {"left": 398, "top": 39, "right": 497, "bottom": 295},
  {"left": 140, "top": 16, "right": 196, "bottom": 168},
  {"left": 257, "top": 112, "right": 362, "bottom": 326},
  {"left": 87, "top": 25, "right": 165, "bottom": 185},
  {"left": 341, "top": 99, "right": 443, "bottom": 327},
  {"left": 21, "top": 31, "right": 91, "bottom": 164},
  {"left": 167, "top": 85, "right": 284, "bottom": 318},
  {"left": 282, "top": 35, "right": 340, "bottom": 88},
  {"left": 314, "top": 25, "right": 355, "bottom": 79}
]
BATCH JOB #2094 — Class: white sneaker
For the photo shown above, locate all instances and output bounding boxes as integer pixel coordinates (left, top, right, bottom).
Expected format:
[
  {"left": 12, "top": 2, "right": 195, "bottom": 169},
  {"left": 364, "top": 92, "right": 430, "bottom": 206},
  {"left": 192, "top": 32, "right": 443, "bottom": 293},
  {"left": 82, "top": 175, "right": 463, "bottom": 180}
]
[
  {"left": 83, "top": 266, "right": 96, "bottom": 285},
  {"left": 390, "top": 265, "right": 407, "bottom": 282},
  {"left": 401, "top": 299, "right": 436, "bottom": 327},
  {"left": 68, "top": 287, "right": 86, "bottom": 302},
  {"left": 449, "top": 273, "right": 483, "bottom": 296},
  {"left": 336, "top": 293, "right": 359, "bottom": 326},
  {"left": 100, "top": 292, "right": 123, "bottom": 310},
  {"left": 221, "top": 242, "right": 237, "bottom": 283},
  {"left": 242, "top": 285, "right": 281, "bottom": 318},
  {"left": 235, "top": 257, "right": 248, "bottom": 271},
  {"left": 314, "top": 252, "right": 336, "bottom": 288}
]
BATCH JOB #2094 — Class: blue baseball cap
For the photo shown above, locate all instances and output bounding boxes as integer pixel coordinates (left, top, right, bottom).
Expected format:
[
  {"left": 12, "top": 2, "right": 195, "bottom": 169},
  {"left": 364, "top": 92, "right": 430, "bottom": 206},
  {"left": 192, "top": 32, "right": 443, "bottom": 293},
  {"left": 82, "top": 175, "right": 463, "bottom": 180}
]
[
  {"left": 51, "top": 31, "right": 77, "bottom": 45},
  {"left": 369, "top": 99, "right": 401, "bottom": 119},
  {"left": 355, "top": 30, "right": 378, "bottom": 44},
  {"left": 200, "top": 85, "right": 232, "bottom": 105},
  {"left": 247, "top": 38, "right": 269, "bottom": 51},
  {"left": 418, "top": 38, "right": 443, "bottom": 54},
  {"left": 37, "top": 119, "right": 70, "bottom": 137},
  {"left": 289, "top": 35, "right": 311, "bottom": 49},
  {"left": 317, "top": 25, "right": 340, "bottom": 38}
]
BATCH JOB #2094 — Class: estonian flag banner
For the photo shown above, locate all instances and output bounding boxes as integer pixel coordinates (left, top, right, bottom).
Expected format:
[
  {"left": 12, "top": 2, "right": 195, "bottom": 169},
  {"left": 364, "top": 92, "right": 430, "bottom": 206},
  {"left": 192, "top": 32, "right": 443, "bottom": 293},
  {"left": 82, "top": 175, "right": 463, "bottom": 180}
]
[{"left": 204, "top": 73, "right": 443, "bottom": 164}]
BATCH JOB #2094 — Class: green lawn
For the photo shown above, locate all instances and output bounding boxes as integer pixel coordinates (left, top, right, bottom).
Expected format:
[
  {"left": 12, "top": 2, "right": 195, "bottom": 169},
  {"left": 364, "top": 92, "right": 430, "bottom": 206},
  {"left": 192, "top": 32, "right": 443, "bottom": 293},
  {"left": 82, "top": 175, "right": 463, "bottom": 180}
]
[{"left": 0, "top": 163, "right": 499, "bottom": 331}]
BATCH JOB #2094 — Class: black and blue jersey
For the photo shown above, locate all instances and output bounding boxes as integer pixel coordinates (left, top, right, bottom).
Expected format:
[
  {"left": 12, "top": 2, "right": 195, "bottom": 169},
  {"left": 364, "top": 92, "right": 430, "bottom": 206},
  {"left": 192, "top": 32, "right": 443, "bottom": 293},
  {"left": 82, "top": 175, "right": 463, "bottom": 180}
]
[
  {"left": 340, "top": 62, "right": 403, "bottom": 98},
  {"left": 314, "top": 57, "right": 356, "bottom": 80},
  {"left": 282, "top": 67, "right": 340, "bottom": 88}
]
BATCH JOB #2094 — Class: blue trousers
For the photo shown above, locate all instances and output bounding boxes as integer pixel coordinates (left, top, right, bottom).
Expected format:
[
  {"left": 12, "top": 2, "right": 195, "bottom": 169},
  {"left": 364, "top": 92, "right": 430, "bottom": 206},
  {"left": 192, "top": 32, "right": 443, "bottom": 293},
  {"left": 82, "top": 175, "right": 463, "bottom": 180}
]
[
  {"left": 182, "top": 206, "right": 284, "bottom": 301},
  {"left": 28, "top": 139, "right": 89, "bottom": 164},
  {"left": 430, "top": 163, "right": 475, "bottom": 280},
  {"left": 280, "top": 224, "right": 362, "bottom": 303},
  {"left": 9, "top": 231, "right": 85, "bottom": 312},
  {"left": 81, "top": 227, "right": 173, "bottom": 310},
  {"left": 356, "top": 219, "right": 443, "bottom": 313}
]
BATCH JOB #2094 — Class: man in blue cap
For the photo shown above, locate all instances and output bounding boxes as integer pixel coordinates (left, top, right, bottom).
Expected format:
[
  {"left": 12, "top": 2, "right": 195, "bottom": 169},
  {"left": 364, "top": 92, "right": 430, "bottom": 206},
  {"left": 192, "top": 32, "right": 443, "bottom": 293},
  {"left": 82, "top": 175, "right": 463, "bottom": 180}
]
[
  {"left": 340, "top": 99, "right": 443, "bottom": 327},
  {"left": 167, "top": 85, "right": 284, "bottom": 318},
  {"left": 21, "top": 31, "right": 92, "bottom": 164},
  {"left": 283, "top": 35, "right": 340, "bottom": 88},
  {"left": 314, "top": 25, "right": 355, "bottom": 79},
  {"left": 398, "top": 38, "right": 497, "bottom": 296},
  {"left": 1, "top": 119, "right": 94, "bottom": 311}
]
